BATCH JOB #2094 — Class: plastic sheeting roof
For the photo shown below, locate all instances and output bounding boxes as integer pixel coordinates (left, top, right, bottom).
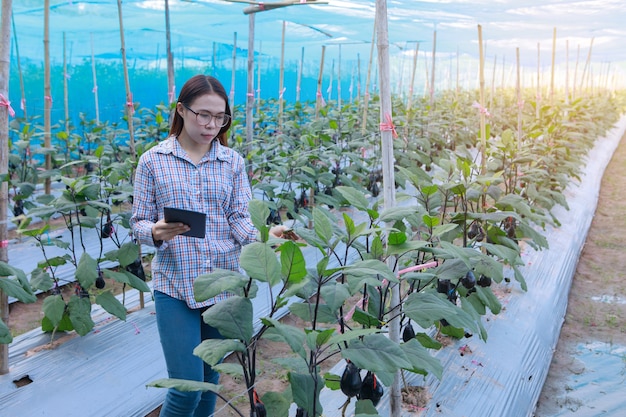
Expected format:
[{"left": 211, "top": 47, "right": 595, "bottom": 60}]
[{"left": 10, "top": 0, "right": 626, "bottom": 70}]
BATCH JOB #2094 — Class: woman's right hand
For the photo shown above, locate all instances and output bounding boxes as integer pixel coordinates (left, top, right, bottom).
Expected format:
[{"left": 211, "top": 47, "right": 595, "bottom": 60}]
[{"left": 151, "top": 218, "right": 190, "bottom": 242}]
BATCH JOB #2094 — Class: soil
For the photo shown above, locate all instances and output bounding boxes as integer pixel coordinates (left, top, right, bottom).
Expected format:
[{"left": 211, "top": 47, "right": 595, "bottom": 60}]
[
  {"left": 533, "top": 131, "right": 626, "bottom": 415},
  {"left": 7, "top": 132, "right": 626, "bottom": 416}
]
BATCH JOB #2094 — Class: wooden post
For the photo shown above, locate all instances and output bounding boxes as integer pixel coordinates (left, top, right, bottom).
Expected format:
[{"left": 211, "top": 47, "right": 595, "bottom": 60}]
[
  {"left": 246, "top": 15, "right": 254, "bottom": 156},
  {"left": 550, "top": 27, "right": 556, "bottom": 105},
  {"left": 44, "top": 0, "right": 51, "bottom": 195},
  {"left": 430, "top": 30, "right": 436, "bottom": 106},
  {"left": 536, "top": 42, "right": 540, "bottom": 120},
  {"left": 361, "top": 15, "right": 376, "bottom": 135},
  {"left": 477, "top": 25, "right": 486, "bottom": 178},
  {"left": 580, "top": 37, "right": 594, "bottom": 93},
  {"left": 256, "top": 40, "right": 262, "bottom": 109},
  {"left": 375, "top": 1, "right": 400, "bottom": 415},
  {"left": 315, "top": 45, "right": 325, "bottom": 118},
  {"left": 516, "top": 48, "right": 522, "bottom": 154},
  {"left": 0, "top": 0, "right": 13, "bottom": 376},
  {"left": 279, "top": 21, "right": 286, "bottom": 129},
  {"left": 296, "top": 46, "right": 304, "bottom": 102},
  {"left": 230, "top": 32, "right": 237, "bottom": 106},
  {"left": 117, "top": 0, "right": 136, "bottom": 160},
  {"left": 11, "top": 14, "right": 26, "bottom": 120},
  {"left": 407, "top": 42, "right": 419, "bottom": 111},
  {"left": 90, "top": 34, "right": 100, "bottom": 124},
  {"left": 165, "top": 0, "right": 175, "bottom": 109},
  {"left": 63, "top": 33, "right": 70, "bottom": 140},
  {"left": 337, "top": 44, "right": 342, "bottom": 110}
]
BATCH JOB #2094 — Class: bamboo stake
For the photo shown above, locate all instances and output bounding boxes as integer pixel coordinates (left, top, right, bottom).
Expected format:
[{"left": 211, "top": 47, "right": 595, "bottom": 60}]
[
  {"left": 279, "top": 21, "right": 285, "bottom": 128},
  {"left": 580, "top": 37, "right": 594, "bottom": 92},
  {"left": 315, "top": 45, "right": 325, "bottom": 118},
  {"left": 456, "top": 47, "right": 459, "bottom": 97},
  {"left": 374, "top": 1, "right": 400, "bottom": 414},
  {"left": 246, "top": 16, "right": 254, "bottom": 169},
  {"left": 256, "top": 40, "right": 261, "bottom": 108},
  {"left": 573, "top": 44, "right": 580, "bottom": 100},
  {"left": 489, "top": 54, "right": 496, "bottom": 110},
  {"left": 356, "top": 52, "right": 361, "bottom": 100},
  {"left": 165, "top": 0, "right": 175, "bottom": 110},
  {"left": 63, "top": 33, "right": 69, "bottom": 138},
  {"left": 117, "top": 0, "right": 136, "bottom": 160},
  {"left": 360, "top": 14, "right": 377, "bottom": 135},
  {"left": 407, "top": 42, "right": 419, "bottom": 111},
  {"left": 0, "top": 0, "right": 13, "bottom": 376},
  {"left": 565, "top": 40, "right": 569, "bottom": 104},
  {"left": 536, "top": 42, "right": 540, "bottom": 120},
  {"left": 11, "top": 13, "right": 26, "bottom": 120},
  {"left": 550, "top": 27, "right": 556, "bottom": 105},
  {"left": 44, "top": 0, "right": 51, "bottom": 194},
  {"left": 516, "top": 48, "right": 522, "bottom": 153},
  {"left": 430, "top": 30, "right": 436, "bottom": 106},
  {"left": 90, "top": 34, "right": 100, "bottom": 124},
  {"left": 230, "top": 32, "right": 237, "bottom": 107},
  {"left": 337, "top": 44, "right": 342, "bottom": 110},
  {"left": 296, "top": 46, "right": 304, "bottom": 102},
  {"left": 328, "top": 59, "right": 334, "bottom": 103},
  {"left": 477, "top": 25, "right": 486, "bottom": 178}
]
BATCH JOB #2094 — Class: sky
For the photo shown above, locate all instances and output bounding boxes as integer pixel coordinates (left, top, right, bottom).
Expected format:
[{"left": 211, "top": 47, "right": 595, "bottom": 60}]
[{"left": 8, "top": 0, "right": 626, "bottom": 87}]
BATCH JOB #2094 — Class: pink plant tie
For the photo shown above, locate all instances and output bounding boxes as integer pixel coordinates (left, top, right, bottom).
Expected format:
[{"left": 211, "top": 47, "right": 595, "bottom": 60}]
[
  {"left": 518, "top": 99, "right": 525, "bottom": 109},
  {"left": 21, "top": 98, "right": 25, "bottom": 110},
  {"left": 379, "top": 113, "right": 398, "bottom": 138},
  {"left": 259, "top": 2, "right": 265, "bottom": 11},
  {"left": 0, "top": 240, "right": 8, "bottom": 248},
  {"left": 279, "top": 87, "right": 286, "bottom": 99},
  {"left": 0, "top": 94, "right": 15, "bottom": 117},
  {"left": 246, "top": 92, "right": 254, "bottom": 97},
  {"left": 168, "top": 85, "right": 176, "bottom": 104},
  {"left": 472, "top": 101, "right": 490, "bottom": 117},
  {"left": 44, "top": 95, "right": 53, "bottom": 104},
  {"left": 126, "top": 92, "right": 134, "bottom": 115},
  {"left": 92, "top": 85, "right": 98, "bottom": 93},
  {"left": 316, "top": 90, "right": 326, "bottom": 106}
]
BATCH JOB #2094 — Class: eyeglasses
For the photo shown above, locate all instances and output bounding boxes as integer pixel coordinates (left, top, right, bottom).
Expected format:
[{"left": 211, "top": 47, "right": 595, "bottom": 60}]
[{"left": 183, "top": 104, "right": 231, "bottom": 127}]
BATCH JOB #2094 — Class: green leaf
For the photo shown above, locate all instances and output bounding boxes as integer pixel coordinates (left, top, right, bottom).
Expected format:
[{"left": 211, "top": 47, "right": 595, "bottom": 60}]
[
  {"left": 95, "top": 291, "right": 127, "bottom": 321},
  {"left": 351, "top": 308, "right": 382, "bottom": 328},
  {"left": 289, "top": 372, "right": 323, "bottom": 417},
  {"left": 202, "top": 296, "right": 253, "bottom": 342},
  {"left": 29, "top": 268, "right": 54, "bottom": 292},
  {"left": 262, "top": 318, "right": 307, "bottom": 359},
  {"left": 211, "top": 362, "right": 244, "bottom": 376},
  {"left": 343, "top": 334, "right": 412, "bottom": 373},
  {"left": 355, "top": 399, "right": 383, "bottom": 416},
  {"left": 125, "top": 271, "right": 151, "bottom": 292},
  {"left": 415, "top": 332, "right": 442, "bottom": 350},
  {"left": 400, "top": 339, "right": 444, "bottom": 379},
  {"left": 335, "top": 186, "right": 370, "bottom": 211},
  {"left": 102, "top": 269, "right": 131, "bottom": 284},
  {"left": 403, "top": 291, "right": 479, "bottom": 335},
  {"left": 279, "top": 241, "right": 307, "bottom": 284},
  {"left": 194, "top": 269, "right": 249, "bottom": 301},
  {"left": 193, "top": 339, "right": 246, "bottom": 366},
  {"left": 249, "top": 199, "right": 270, "bottom": 232},
  {"left": 240, "top": 242, "right": 281, "bottom": 286},
  {"left": 76, "top": 252, "right": 98, "bottom": 289},
  {"left": 118, "top": 242, "right": 140, "bottom": 267},
  {"left": 474, "top": 286, "right": 502, "bottom": 314},
  {"left": 312, "top": 207, "right": 333, "bottom": 244},
  {"left": 0, "top": 318, "right": 12, "bottom": 344},
  {"left": 68, "top": 295, "right": 95, "bottom": 336},
  {"left": 341, "top": 259, "right": 398, "bottom": 284},
  {"left": 320, "top": 282, "right": 350, "bottom": 313},
  {"left": 147, "top": 378, "right": 221, "bottom": 393},
  {"left": 261, "top": 391, "right": 292, "bottom": 417},
  {"left": 0, "top": 276, "right": 36, "bottom": 303},
  {"left": 288, "top": 302, "right": 336, "bottom": 324},
  {"left": 42, "top": 294, "right": 66, "bottom": 327}
]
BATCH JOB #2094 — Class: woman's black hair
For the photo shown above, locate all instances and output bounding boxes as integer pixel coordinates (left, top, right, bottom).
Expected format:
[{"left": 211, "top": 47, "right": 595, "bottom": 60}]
[{"left": 169, "top": 75, "right": 232, "bottom": 147}]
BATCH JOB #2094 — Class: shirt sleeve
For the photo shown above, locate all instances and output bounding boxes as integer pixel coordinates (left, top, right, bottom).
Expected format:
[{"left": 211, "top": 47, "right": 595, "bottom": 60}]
[
  {"left": 226, "top": 153, "right": 258, "bottom": 245},
  {"left": 130, "top": 153, "right": 166, "bottom": 248}
]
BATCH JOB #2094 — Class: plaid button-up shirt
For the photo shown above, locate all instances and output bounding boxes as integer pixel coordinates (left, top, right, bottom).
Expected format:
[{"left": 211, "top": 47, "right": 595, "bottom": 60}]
[{"left": 130, "top": 137, "right": 257, "bottom": 309}]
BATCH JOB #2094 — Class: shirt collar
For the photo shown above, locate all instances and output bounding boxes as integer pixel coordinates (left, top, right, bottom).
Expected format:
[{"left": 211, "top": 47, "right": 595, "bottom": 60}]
[{"left": 156, "top": 136, "right": 231, "bottom": 162}]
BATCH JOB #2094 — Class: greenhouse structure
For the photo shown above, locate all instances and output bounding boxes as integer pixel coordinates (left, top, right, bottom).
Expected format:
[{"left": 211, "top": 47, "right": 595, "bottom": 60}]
[{"left": 1, "top": 1, "right": 625, "bottom": 416}]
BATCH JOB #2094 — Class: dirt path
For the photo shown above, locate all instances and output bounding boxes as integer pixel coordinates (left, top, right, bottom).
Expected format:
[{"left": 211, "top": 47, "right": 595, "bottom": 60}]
[{"left": 534, "top": 131, "right": 626, "bottom": 416}]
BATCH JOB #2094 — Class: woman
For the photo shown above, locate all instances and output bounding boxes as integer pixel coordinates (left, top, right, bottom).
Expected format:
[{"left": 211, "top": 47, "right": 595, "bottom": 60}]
[{"left": 131, "top": 74, "right": 283, "bottom": 417}]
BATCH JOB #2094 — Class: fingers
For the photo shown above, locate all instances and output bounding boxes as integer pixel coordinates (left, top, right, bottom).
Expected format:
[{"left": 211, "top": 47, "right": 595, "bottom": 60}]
[{"left": 152, "top": 219, "right": 190, "bottom": 242}]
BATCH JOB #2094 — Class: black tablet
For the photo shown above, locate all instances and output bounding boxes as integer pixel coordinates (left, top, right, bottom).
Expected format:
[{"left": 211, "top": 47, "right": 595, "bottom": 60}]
[{"left": 163, "top": 207, "right": 207, "bottom": 238}]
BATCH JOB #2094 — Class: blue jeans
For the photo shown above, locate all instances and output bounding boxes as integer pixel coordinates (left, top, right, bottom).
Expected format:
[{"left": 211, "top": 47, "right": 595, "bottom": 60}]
[{"left": 155, "top": 291, "right": 223, "bottom": 417}]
